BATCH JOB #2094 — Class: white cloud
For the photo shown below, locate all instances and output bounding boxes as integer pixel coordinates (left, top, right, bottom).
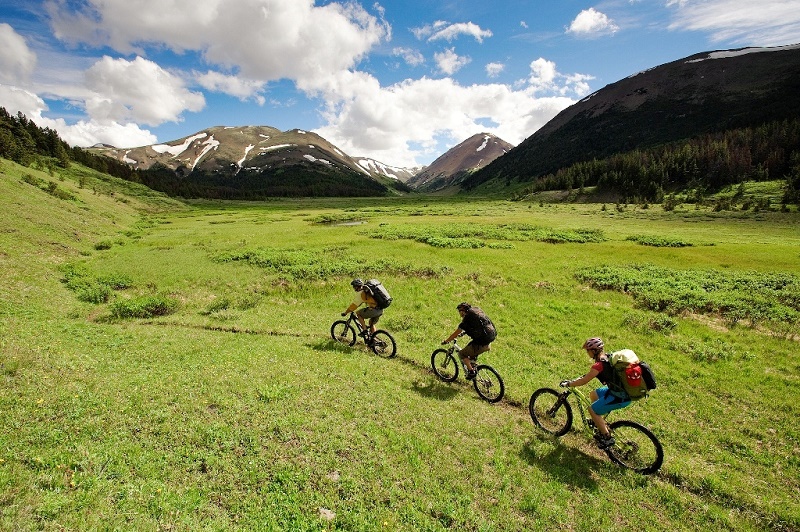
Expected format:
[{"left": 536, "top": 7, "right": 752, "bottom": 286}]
[
  {"left": 566, "top": 8, "right": 619, "bottom": 37},
  {"left": 0, "top": 84, "right": 156, "bottom": 148},
  {"left": 393, "top": 47, "right": 425, "bottom": 67},
  {"left": 667, "top": 0, "right": 800, "bottom": 46},
  {"left": 84, "top": 56, "right": 205, "bottom": 126},
  {"left": 0, "top": 23, "right": 37, "bottom": 84},
  {"left": 196, "top": 71, "right": 266, "bottom": 104},
  {"left": 430, "top": 22, "right": 493, "bottom": 43},
  {"left": 435, "top": 48, "right": 471, "bottom": 75},
  {"left": 528, "top": 58, "right": 594, "bottom": 96},
  {"left": 46, "top": 0, "right": 390, "bottom": 92},
  {"left": 314, "top": 60, "right": 586, "bottom": 167},
  {"left": 486, "top": 62, "right": 505, "bottom": 78}
]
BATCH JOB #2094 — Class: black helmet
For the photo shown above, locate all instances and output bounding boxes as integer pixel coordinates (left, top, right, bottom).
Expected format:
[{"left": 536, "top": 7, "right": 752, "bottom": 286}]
[
  {"left": 456, "top": 302, "right": 471, "bottom": 311},
  {"left": 351, "top": 278, "right": 364, "bottom": 288}
]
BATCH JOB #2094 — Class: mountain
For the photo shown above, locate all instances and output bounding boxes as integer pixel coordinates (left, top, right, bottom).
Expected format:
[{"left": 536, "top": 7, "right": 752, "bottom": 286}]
[
  {"left": 90, "top": 126, "right": 415, "bottom": 198},
  {"left": 406, "top": 133, "right": 513, "bottom": 191},
  {"left": 464, "top": 44, "right": 800, "bottom": 190},
  {"left": 353, "top": 158, "right": 423, "bottom": 183}
]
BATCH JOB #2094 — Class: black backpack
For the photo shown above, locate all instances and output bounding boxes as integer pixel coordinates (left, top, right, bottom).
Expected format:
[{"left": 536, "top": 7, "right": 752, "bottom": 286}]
[
  {"left": 364, "top": 279, "right": 392, "bottom": 309},
  {"left": 464, "top": 307, "right": 496, "bottom": 344}
]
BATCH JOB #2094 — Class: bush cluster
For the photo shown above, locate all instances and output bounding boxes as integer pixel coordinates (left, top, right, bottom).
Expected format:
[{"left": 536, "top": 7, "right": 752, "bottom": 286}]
[
  {"left": 576, "top": 264, "right": 800, "bottom": 327},
  {"left": 361, "top": 223, "right": 605, "bottom": 248}
]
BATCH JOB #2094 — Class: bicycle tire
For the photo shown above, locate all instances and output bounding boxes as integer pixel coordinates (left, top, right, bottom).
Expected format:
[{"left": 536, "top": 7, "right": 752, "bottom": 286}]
[
  {"left": 330, "top": 320, "right": 356, "bottom": 346},
  {"left": 370, "top": 330, "right": 397, "bottom": 358},
  {"left": 529, "top": 388, "right": 573, "bottom": 436},
  {"left": 605, "top": 420, "right": 664, "bottom": 475},
  {"left": 473, "top": 365, "right": 504, "bottom": 403},
  {"left": 430, "top": 349, "right": 459, "bottom": 382}
]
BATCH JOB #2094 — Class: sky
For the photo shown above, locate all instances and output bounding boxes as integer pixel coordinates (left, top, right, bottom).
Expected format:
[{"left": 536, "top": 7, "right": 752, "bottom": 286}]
[{"left": 1, "top": 1, "right": 799, "bottom": 168}]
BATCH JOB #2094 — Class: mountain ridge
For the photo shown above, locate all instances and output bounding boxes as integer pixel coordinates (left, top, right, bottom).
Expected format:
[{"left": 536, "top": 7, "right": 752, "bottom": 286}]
[{"left": 465, "top": 43, "right": 800, "bottom": 191}]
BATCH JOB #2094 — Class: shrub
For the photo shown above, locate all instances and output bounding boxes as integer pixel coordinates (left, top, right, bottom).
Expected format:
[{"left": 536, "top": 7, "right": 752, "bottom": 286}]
[{"left": 110, "top": 295, "right": 179, "bottom": 319}]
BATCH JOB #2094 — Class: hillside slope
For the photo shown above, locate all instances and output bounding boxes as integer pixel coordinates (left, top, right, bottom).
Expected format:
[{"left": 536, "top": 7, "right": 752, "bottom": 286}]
[
  {"left": 407, "top": 133, "right": 513, "bottom": 191},
  {"left": 466, "top": 44, "right": 800, "bottom": 189}
]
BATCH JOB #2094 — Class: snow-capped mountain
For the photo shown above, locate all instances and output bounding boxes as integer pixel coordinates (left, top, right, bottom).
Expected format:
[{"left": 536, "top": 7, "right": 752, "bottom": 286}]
[{"left": 406, "top": 133, "right": 514, "bottom": 191}]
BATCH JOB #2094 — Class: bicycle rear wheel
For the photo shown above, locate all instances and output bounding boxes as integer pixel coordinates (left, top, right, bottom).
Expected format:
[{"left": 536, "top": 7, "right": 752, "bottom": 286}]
[
  {"left": 473, "top": 365, "right": 504, "bottom": 403},
  {"left": 528, "top": 388, "right": 573, "bottom": 436},
  {"left": 430, "top": 349, "right": 459, "bottom": 382},
  {"left": 330, "top": 321, "right": 356, "bottom": 346},
  {"left": 370, "top": 330, "right": 397, "bottom": 358},
  {"left": 605, "top": 420, "right": 664, "bottom": 475}
]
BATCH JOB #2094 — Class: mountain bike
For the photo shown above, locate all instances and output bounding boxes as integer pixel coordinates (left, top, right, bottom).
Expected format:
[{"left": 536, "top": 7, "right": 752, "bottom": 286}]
[
  {"left": 528, "top": 384, "right": 663, "bottom": 475},
  {"left": 330, "top": 312, "right": 397, "bottom": 358},
  {"left": 430, "top": 337, "right": 504, "bottom": 403}
]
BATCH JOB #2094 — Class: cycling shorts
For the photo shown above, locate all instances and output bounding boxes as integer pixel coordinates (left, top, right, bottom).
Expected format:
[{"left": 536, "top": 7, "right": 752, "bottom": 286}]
[
  {"left": 591, "top": 386, "right": 631, "bottom": 415},
  {"left": 356, "top": 307, "right": 383, "bottom": 320}
]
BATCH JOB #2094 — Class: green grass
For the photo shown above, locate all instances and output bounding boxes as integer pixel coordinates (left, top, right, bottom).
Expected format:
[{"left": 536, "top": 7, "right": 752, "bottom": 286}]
[{"left": 2, "top": 158, "right": 800, "bottom": 530}]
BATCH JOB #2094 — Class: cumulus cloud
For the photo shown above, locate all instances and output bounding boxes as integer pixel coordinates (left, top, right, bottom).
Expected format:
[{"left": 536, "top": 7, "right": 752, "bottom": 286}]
[
  {"left": 196, "top": 71, "right": 266, "bottom": 104},
  {"left": 667, "top": 0, "right": 800, "bottom": 46},
  {"left": 83, "top": 56, "right": 205, "bottom": 126},
  {"left": 0, "top": 84, "right": 157, "bottom": 148},
  {"left": 393, "top": 47, "right": 425, "bottom": 67},
  {"left": 412, "top": 20, "right": 493, "bottom": 42},
  {"left": 486, "top": 62, "right": 505, "bottom": 78},
  {"left": 46, "top": 0, "right": 389, "bottom": 92},
  {"left": 0, "top": 23, "right": 37, "bottom": 84},
  {"left": 566, "top": 8, "right": 619, "bottom": 37},
  {"left": 314, "top": 59, "right": 585, "bottom": 167},
  {"left": 528, "top": 58, "right": 595, "bottom": 96},
  {"left": 435, "top": 48, "right": 471, "bottom": 75}
]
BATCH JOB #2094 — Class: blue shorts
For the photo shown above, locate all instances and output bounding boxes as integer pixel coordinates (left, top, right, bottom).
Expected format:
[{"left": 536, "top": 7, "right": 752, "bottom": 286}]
[{"left": 591, "top": 386, "right": 631, "bottom": 416}]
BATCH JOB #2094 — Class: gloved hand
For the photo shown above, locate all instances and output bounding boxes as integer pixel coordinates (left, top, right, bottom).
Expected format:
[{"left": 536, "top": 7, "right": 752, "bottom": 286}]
[
  {"left": 441, "top": 340, "right": 449, "bottom": 345},
  {"left": 341, "top": 312, "right": 347, "bottom": 316},
  {"left": 559, "top": 380, "right": 572, "bottom": 388}
]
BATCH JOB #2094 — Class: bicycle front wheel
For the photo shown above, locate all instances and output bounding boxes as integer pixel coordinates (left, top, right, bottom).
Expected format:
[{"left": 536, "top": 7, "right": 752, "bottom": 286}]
[
  {"left": 473, "top": 365, "right": 504, "bottom": 403},
  {"left": 330, "top": 321, "right": 356, "bottom": 346},
  {"left": 430, "top": 349, "right": 459, "bottom": 382},
  {"left": 529, "top": 388, "right": 573, "bottom": 436},
  {"left": 605, "top": 420, "right": 664, "bottom": 475},
  {"left": 370, "top": 330, "right": 397, "bottom": 358}
]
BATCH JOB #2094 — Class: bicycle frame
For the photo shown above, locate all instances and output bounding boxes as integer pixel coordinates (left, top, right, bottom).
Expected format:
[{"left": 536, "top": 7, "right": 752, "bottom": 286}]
[{"left": 563, "top": 386, "right": 602, "bottom": 434}]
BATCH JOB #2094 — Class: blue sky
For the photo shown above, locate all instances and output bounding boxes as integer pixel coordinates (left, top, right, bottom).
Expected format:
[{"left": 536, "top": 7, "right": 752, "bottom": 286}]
[{"left": 1, "top": 0, "right": 799, "bottom": 167}]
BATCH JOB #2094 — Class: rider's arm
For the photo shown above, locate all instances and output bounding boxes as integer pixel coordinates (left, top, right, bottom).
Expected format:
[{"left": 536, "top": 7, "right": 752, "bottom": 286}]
[
  {"left": 344, "top": 292, "right": 365, "bottom": 314},
  {"left": 565, "top": 367, "right": 600, "bottom": 388},
  {"left": 442, "top": 328, "right": 464, "bottom": 344}
]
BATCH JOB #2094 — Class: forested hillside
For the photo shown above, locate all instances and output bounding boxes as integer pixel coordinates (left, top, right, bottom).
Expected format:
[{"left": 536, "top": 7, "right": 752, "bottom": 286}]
[
  {"left": 507, "top": 119, "right": 800, "bottom": 205},
  {"left": 0, "top": 107, "right": 139, "bottom": 182}
]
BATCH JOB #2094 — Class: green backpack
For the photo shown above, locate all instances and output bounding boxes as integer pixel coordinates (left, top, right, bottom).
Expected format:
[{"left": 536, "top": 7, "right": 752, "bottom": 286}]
[{"left": 608, "top": 349, "right": 654, "bottom": 401}]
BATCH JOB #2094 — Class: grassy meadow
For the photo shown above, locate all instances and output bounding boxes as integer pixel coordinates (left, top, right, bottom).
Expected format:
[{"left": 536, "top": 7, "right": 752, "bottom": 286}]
[{"left": 2, "top": 158, "right": 799, "bottom": 531}]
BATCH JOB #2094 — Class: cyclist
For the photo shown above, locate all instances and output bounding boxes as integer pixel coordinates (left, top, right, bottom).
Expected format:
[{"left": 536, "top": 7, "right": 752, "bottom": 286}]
[
  {"left": 442, "top": 302, "right": 497, "bottom": 380},
  {"left": 342, "top": 278, "right": 383, "bottom": 341},
  {"left": 560, "top": 337, "right": 631, "bottom": 449}
]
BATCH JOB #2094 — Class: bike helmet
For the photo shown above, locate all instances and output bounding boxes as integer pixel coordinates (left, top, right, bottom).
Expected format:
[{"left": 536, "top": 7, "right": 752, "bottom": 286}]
[
  {"left": 351, "top": 278, "right": 364, "bottom": 288},
  {"left": 582, "top": 337, "right": 604, "bottom": 351},
  {"left": 456, "top": 302, "right": 471, "bottom": 311}
]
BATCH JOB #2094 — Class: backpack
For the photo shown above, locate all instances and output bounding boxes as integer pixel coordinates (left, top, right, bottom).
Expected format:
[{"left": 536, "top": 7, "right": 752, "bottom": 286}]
[
  {"left": 607, "top": 349, "right": 655, "bottom": 401},
  {"left": 364, "top": 279, "right": 392, "bottom": 309},
  {"left": 463, "top": 307, "right": 496, "bottom": 344}
]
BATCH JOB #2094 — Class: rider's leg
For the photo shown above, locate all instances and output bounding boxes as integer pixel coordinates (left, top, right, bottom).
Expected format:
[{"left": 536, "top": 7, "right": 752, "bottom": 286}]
[
  {"left": 461, "top": 343, "right": 489, "bottom": 373},
  {"left": 590, "top": 387, "right": 631, "bottom": 437}
]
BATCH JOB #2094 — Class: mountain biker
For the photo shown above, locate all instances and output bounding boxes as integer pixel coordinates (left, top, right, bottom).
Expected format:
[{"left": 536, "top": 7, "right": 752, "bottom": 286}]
[
  {"left": 560, "top": 337, "right": 631, "bottom": 449},
  {"left": 342, "top": 278, "right": 383, "bottom": 340},
  {"left": 442, "top": 302, "right": 497, "bottom": 380}
]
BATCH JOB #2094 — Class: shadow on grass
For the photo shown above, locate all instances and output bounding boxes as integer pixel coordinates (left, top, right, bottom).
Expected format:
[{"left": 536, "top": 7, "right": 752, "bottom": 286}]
[
  {"left": 520, "top": 437, "right": 610, "bottom": 490},
  {"left": 409, "top": 377, "right": 461, "bottom": 401}
]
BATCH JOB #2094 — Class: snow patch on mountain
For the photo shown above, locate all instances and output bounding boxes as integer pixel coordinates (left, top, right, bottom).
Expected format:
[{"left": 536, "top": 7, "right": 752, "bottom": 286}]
[
  {"left": 152, "top": 133, "right": 208, "bottom": 157},
  {"left": 192, "top": 136, "right": 219, "bottom": 170}
]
